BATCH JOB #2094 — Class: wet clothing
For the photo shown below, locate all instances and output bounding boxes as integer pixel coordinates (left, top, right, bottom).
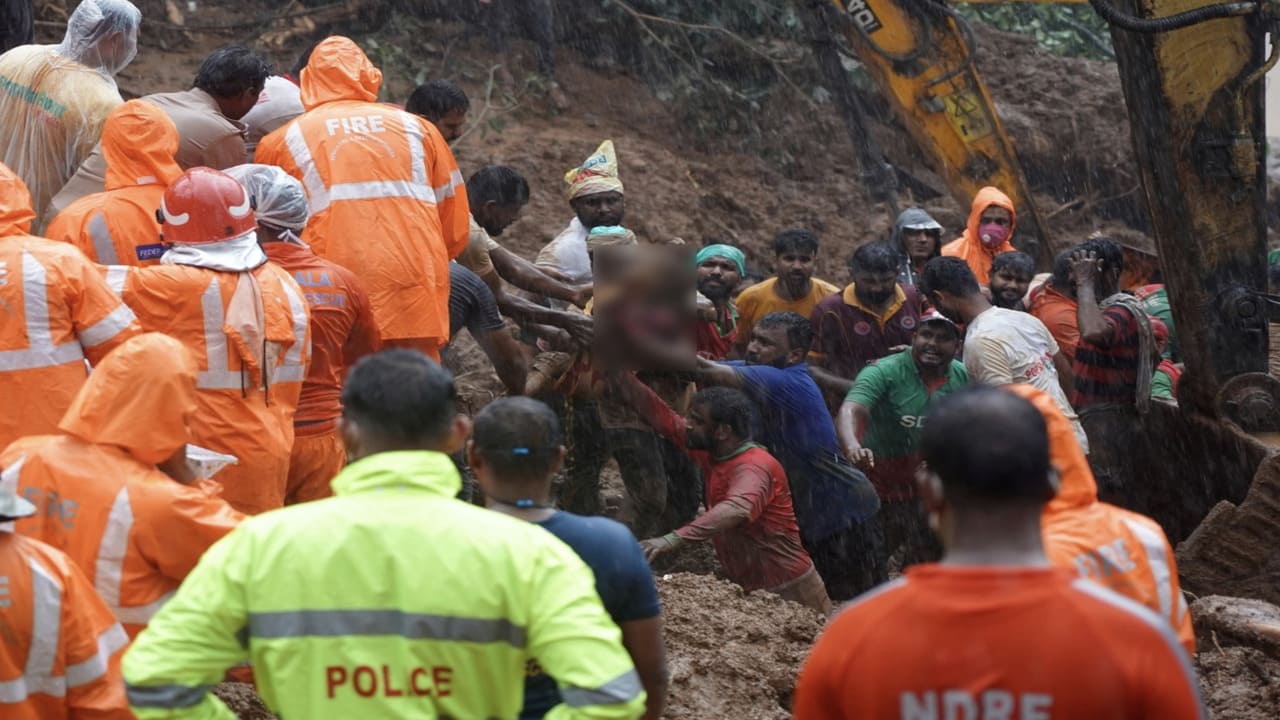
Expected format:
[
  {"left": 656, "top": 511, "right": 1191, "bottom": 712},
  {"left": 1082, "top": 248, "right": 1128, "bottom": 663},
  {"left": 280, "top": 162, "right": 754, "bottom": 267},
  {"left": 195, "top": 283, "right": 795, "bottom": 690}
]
[
  {"left": 1026, "top": 281, "right": 1080, "bottom": 360},
  {"left": 810, "top": 283, "right": 921, "bottom": 380},
  {"left": 844, "top": 350, "right": 968, "bottom": 500},
  {"left": 256, "top": 37, "right": 470, "bottom": 349},
  {"left": 1007, "top": 384, "right": 1196, "bottom": 654},
  {"left": 458, "top": 215, "right": 503, "bottom": 284},
  {"left": 242, "top": 76, "right": 304, "bottom": 161},
  {"left": 733, "top": 276, "right": 839, "bottom": 350},
  {"left": 694, "top": 302, "right": 737, "bottom": 360},
  {"left": 941, "top": 186, "right": 1017, "bottom": 285},
  {"left": 286, "top": 420, "right": 345, "bottom": 504},
  {"left": 0, "top": 532, "right": 132, "bottom": 720},
  {"left": 448, "top": 261, "right": 505, "bottom": 340},
  {"left": 2, "top": 333, "right": 243, "bottom": 637},
  {"left": 794, "top": 565, "right": 1205, "bottom": 720},
  {"left": 0, "top": 164, "right": 141, "bottom": 451},
  {"left": 962, "top": 306, "right": 1088, "bottom": 452},
  {"left": 122, "top": 451, "right": 646, "bottom": 720},
  {"left": 1071, "top": 297, "right": 1152, "bottom": 410},
  {"left": 522, "top": 512, "right": 660, "bottom": 719},
  {"left": 1153, "top": 359, "right": 1181, "bottom": 401},
  {"left": 0, "top": 44, "right": 122, "bottom": 223},
  {"left": 877, "top": 497, "right": 940, "bottom": 569},
  {"left": 45, "top": 100, "right": 182, "bottom": 266},
  {"left": 1135, "top": 283, "right": 1178, "bottom": 361},
  {"left": 47, "top": 88, "right": 247, "bottom": 222}
]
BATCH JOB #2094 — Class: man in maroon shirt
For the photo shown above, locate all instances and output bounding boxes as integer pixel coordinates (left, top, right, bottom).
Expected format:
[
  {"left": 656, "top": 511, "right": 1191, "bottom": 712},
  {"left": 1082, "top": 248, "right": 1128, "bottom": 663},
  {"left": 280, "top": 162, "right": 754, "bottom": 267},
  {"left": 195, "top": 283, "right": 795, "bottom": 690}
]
[
  {"left": 809, "top": 242, "right": 921, "bottom": 402},
  {"left": 618, "top": 379, "right": 831, "bottom": 614}
]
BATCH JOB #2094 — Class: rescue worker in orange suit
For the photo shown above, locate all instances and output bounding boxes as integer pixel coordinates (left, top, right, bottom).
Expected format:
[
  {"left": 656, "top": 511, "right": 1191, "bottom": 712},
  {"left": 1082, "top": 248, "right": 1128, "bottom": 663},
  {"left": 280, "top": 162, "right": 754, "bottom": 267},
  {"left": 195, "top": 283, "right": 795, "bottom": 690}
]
[
  {"left": 1, "top": 332, "right": 244, "bottom": 639},
  {"left": 45, "top": 99, "right": 183, "bottom": 267},
  {"left": 941, "top": 186, "right": 1018, "bottom": 286},
  {"left": 226, "top": 163, "right": 381, "bottom": 503},
  {"left": 0, "top": 484, "right": 132, "bottom": 719},
  {"left": 255, "top": 35, "right": 469, "bottom": 362},
  {"left": 0, "top": 162, "right": 141, "bottom": 451},
  {"left": 107, "top": 167, "right": 311, "bottom": 515},
  {"left": 1004, "top": 383, "right": 1196, "bottom": 654}
]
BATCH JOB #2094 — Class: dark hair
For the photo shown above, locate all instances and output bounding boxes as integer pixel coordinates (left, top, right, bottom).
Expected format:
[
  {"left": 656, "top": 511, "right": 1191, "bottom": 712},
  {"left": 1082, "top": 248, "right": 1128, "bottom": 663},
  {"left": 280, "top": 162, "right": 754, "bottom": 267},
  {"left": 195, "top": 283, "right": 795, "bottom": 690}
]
[
  {"left": 991, "top": 251, "right": 1035, "bottom": 279},
  {"left": 756, "top": 311, "right": 813, "bottom": 353},
  {"left": 194, "top": 46, "right": 272, "bottom": 98},
  {"left": 692, "top": 387, "right": 756, "bottom": 440},
  {"left": 921, "top": 386, "right": 1051, "bottom": 503},
  {"left": 341, "top": 350, "right": 457, "bottom": 445},
  {"left": 919, "top": 257, "right": 980, "bottom": 299},
  {"left": 291, "top": 39, "right": 322, "bottom": 78},
  {"left": 406, "top": 80, "right": 470, "bottom": 122},
  {"left": 471, "top": 397, "right": 563, "bottom": 482},
  {"left": 850, "top": 242, "right": 899, "bottom": 274},
  {"left": 773, "top": 228, "right": 819, "bottom": 257},
  {"left": 1076, "top": 236, "right": 1124, "bottom": 275},
  {"left": 1050, "top": 249, "right": 1073, "bottom": 288},
  {"left": 466, "top": 165, "right": 530, "bottom": 208}
]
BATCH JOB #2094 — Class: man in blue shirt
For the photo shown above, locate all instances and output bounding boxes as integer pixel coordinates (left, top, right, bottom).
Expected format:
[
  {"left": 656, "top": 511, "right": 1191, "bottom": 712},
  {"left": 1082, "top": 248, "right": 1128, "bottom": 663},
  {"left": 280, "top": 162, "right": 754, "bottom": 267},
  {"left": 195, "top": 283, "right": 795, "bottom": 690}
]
[
  {"left": 468, "top": 396, "right": 668, "bottom": 720},
  {"left": 694, "top": 311, "right": 886, "bottom": 600}
]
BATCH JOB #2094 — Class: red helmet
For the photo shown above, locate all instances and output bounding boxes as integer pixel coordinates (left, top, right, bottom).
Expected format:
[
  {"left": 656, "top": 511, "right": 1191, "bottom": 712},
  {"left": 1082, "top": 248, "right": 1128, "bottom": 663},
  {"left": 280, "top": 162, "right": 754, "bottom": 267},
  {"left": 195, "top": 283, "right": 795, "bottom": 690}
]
[{"left": 158, "top": 167, "right": 256, "bottom": 245}]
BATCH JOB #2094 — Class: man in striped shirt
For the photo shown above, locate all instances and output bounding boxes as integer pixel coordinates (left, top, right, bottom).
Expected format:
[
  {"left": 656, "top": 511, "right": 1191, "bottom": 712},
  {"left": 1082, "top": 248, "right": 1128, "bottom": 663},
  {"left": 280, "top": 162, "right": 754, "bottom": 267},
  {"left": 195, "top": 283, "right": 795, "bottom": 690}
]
[{"left": 1070, "top": 237, "right": 1155, "bottom": 410}]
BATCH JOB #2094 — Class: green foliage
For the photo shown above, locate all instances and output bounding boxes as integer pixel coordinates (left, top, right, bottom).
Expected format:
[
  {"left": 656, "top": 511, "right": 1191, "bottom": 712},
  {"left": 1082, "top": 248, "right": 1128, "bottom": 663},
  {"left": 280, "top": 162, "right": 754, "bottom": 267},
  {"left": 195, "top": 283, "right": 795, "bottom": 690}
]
[{"left": 951, "top": 4, "right": 1115, "bottom": 60}]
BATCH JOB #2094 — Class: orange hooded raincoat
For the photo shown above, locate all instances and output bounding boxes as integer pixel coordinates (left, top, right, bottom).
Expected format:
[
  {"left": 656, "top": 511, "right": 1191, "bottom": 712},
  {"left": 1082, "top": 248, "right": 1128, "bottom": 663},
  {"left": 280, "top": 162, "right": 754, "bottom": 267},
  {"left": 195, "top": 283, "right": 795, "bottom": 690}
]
[
  {"left": 110, "top": 245, "right": 311, "bottom": 515},
  {"left": 254, "top": 36, "right": 469, "bottom": 358},
  {"left": 1004, "top": 384, "right": 1195, "bottom": 654},
  {"left": 1, "top": 333, "right": 244, "bottom": 638},
  {"left": 0, "top": 162, "right": 141, "bottom": 451},
  {"left": 44, "top": 100, "right": 182, "bottom": 267},
  {"left": 0, "top": 531, "right": 132, "bottom": 719},
  {"left": 942, "top": 186, "right": 1017, "bottom": 285}
]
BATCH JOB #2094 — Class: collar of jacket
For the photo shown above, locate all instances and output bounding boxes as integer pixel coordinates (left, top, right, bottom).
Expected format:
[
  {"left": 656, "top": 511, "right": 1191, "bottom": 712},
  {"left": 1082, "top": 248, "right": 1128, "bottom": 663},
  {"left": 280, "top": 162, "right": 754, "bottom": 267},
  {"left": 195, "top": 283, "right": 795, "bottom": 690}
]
[
  {"left": 331, "top": 450, "right": 463, "bottom": 498},
  {"left": 162, "top": 231, "right": 268, "bottom": 272}
]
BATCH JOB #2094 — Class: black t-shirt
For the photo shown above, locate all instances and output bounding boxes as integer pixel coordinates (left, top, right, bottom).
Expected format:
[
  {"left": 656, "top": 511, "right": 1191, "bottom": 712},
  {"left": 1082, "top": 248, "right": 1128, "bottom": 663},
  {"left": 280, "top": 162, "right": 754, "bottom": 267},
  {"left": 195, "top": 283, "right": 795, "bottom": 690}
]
[{"left": 448, "top": 262, "right": 505, "bottom": 339}]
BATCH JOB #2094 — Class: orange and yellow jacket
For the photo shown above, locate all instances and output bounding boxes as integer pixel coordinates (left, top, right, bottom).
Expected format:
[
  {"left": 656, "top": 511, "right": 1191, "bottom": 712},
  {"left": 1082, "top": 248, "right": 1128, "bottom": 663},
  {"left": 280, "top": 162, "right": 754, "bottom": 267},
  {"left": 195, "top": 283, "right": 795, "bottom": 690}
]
[
  {"left": 45, "top": 100, "right": 182, "bottom": 267},
  {"left": 1, "top": 333, "right": 244, "bottom": 638},
  {"left": 255, "top": 36, "right": 470, "bottom": 346},
  {"left": 0, "top": 531, "right": 132, "bottom": 719},
  {"left": 0, "top": 162, "right": 141, "bottom": 451},
  {"left": 941, "top": 186, "right": 1017, "bottom": 285},
  {"left": 110, "top": 254, "right": 310, "bottom": 515},
  {"left": 1004, "top": 384, "right": 1196, "bottom": 655}
]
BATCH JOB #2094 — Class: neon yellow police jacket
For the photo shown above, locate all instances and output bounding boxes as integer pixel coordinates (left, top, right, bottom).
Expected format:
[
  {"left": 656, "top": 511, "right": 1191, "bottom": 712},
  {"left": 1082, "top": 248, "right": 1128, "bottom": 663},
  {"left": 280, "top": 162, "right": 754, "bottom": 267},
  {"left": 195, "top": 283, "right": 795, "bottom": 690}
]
[{"left": 122, "top": 450, "right": 645, "bottom": 719}]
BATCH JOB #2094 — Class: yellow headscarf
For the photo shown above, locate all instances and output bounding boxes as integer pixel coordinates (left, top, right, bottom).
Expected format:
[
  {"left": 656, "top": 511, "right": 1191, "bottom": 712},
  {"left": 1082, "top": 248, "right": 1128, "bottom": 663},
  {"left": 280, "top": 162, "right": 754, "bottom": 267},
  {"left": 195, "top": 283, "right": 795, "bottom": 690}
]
[{"left": 565, "top": 139, "right": 624, "bottom": 200}]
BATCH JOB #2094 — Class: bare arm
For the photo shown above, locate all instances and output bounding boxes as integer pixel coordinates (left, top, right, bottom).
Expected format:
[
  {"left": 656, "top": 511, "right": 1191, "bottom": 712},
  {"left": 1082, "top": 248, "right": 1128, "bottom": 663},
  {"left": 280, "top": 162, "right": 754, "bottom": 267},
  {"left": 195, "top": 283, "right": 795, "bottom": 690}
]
[
  {"left": 1053, "top": 350, "right": 1075, "bottom": 399},
  {"left": 836, "top": 401, "right": 875, "bottom": 469},
  {"left": 490, "top": 246, "right": 590, "bottom": 307},
  {"left": 620, "top": 618, "right": 668, "bottom": 720},
  {"left": 473, "top": 326, "right": 529, "bottom": 396},
  {"left": 808, "top": 365, "right": 854, "bottom": 398},
  {"left": 693, "top": 356, "right": 743, "bottom": 388},
  {"left": 496, "top": 292, "right": 594, "bottom": 346},
  {"left": 1071, "top": 249, "right": 1112, "bottom": 345}
]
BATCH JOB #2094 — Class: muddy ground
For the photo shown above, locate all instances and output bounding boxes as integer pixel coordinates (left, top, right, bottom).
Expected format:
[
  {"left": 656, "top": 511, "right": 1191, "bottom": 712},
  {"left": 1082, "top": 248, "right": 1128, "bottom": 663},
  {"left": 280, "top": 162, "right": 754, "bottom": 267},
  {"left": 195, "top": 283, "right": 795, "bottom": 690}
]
[{"left": 32, "top": 0, "right": 1280, "bottom": 716}]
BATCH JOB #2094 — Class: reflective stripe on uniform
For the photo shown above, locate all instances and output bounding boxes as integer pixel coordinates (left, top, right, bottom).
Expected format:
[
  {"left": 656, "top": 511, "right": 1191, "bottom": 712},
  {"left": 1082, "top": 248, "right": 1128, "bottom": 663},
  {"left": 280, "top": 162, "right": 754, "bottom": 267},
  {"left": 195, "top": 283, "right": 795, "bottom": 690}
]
[
  {"left": 65, "top": 624, "right": 127, "bottom": 688},
  {"left": 126, "top": 682, "right": 214, "bottom": 709},
  {"left": 196, "top": 278, "right": 240, "bottom": 391},
  {"left": 247, "top": 609, "right": 528, "bottom": 648},
  {"left": 86, "top": 213, "right": 120, "bottom": 265},
  {"left": 561, "top": 669, "right": 644, "bottom": 707},
  {"left": 94, "top": 487, "right": 130, "bottom": 616},
  {"left": 115, "top": 591, "right": 175, "bottom": 626},
  {"left": 78, "top": 303, "right": 136, "bottom": 348},
  {"left": 0, "top": 251, "right": 86, "bottom": 372},
  {"left": 276, "top": 278, "right": 309, "bottom": 384},
  {"left": 399, "top": 111, "right": 428, "bottom": 186},
  {"left": 0, "top": 456, "right": 23, "bottom": 534},
  {"left": 285, "top": 123, "right": 331, "bottom": 214},
  {"left": 1122, "top": 516, "right": 1175, "bottom": 621},
  {"left": 0, "top": 558, "right": 65, "bottom": 701},
  {"left": 105, "top": 266, "right": 130, "bottom": 295},
  {"left": 434, "top": 169, "right": 465, "bottom": 202}
]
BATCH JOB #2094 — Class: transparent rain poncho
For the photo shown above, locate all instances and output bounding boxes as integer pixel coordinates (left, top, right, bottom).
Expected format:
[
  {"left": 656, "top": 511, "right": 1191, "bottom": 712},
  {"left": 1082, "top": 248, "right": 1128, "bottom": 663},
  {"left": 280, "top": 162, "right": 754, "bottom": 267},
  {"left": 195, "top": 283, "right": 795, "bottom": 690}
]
[
  {"left": 224, "top": 163, "right": 311, "bottom": 232},
  {"left": 0, "top": 0, "right": 142, "bottom": 226}
]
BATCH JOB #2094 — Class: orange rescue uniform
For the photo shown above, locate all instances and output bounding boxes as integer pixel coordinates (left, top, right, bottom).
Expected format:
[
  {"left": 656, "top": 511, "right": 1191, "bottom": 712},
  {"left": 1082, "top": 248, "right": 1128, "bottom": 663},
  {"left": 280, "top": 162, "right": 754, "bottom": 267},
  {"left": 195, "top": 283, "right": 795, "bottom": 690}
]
[
  {"left": 942, "top": 186, "right": 1017, "bottom": 286},
  {"left": 794, "top": 565, "right": 1204, "bottom": 719},
  {"left": 263, "top": 240, "right": 380, "bottom": 503},
  {"left": 0, "top": 163, "right": 140, "bottom": 450},
  {"left": 45, "top": 100, "right": 182, "bottom": 267},
  {"left": 1005, "top": 383, "right": 1196, "bottom": 654},
  {"left": 1, "top": 333, "right": 243, "bottom": 637},
  {"left": 0, "top": 532, "right": 132, "bottom": 719},
  {"left": 112, "top": 262, "right": 310, "bottom": 515},
  {"left": 255, "top": 36, "right": 469, "bottom": 359}
]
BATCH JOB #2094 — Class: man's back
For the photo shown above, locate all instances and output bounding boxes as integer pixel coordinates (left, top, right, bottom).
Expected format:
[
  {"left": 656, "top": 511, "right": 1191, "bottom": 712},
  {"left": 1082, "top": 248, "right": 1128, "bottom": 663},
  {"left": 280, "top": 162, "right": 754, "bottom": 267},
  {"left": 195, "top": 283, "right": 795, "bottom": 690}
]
[{"left": 794, "top": 565, "right": 1204, "bottom": 720}]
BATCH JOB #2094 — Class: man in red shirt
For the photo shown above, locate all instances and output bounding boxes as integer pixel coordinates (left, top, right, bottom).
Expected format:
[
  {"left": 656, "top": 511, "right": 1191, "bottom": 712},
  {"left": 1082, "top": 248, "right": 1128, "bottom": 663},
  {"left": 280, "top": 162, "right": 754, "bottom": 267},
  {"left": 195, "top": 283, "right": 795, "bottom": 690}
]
[
  {"left": 619, "top": 380, "right": 831, "bottom": 614},
  {"left": 1071, "top": 237, "right": 1155, "bottom": 410},
  {"left": 794, "top": 386, "right": 1204, "bottom": 719},
  {"left": 228, "top": 164, "right": 381, "bottom": 503}
]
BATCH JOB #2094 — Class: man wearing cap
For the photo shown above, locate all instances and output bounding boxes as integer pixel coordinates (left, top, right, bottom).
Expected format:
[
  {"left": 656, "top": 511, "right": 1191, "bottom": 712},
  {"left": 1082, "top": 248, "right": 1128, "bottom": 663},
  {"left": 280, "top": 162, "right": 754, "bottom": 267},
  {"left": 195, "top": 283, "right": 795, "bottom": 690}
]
[
  {"left": 885, "top": 208, "right": 943, "bottom": 288},
  {"left": 537, "top": 140, "right": 626, "bottom": 286},
  {"left": 694, "top": 244, "right": 744, "bottom": 360},
  {"left": 836, "top": 310, "right": 967, "bottom": 568},
  {"left": 0, "top": 481, "right": 132, "bottom": 718}
]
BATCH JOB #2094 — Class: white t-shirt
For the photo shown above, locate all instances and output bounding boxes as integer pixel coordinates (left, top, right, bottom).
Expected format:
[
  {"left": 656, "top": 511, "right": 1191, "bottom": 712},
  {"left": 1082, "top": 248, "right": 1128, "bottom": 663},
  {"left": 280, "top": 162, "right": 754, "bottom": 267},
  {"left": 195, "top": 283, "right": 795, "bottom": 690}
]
[
  {"left": 535, "top": 217, "right": 591, "bottom": 285},
  {"left": 963, "top": 307, "right": 1090, "bottom": 452}
]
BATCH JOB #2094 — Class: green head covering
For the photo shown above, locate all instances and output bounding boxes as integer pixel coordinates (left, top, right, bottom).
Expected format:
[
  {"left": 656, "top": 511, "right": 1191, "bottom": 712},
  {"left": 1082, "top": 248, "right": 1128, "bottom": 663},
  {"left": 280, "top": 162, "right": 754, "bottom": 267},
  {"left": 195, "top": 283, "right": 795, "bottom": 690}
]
[{"left": 695, "top": 244, "right": 746, "bottom": 276}]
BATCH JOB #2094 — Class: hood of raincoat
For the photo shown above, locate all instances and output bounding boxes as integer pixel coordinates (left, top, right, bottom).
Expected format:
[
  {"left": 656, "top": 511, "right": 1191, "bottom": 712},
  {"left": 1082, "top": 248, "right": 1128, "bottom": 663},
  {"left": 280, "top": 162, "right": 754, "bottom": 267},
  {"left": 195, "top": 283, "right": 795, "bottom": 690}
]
[
  {"left": 889, "top": 207, "right": 942, "bottom": 259},
  {"left": 56, "top": 0, "right": 141, "bottom": 77},
  {"left": 0, "top": 162, "right": 36, "bottom": 237},
  {"left": 102, "top": 99, "right": 183, "bottom": 192},
  {"left": 58, "top": 332, "right": 199, "bottom": 466},
  {"left": 1001, "top": 384, "right": 1097, "bottom": 512},
  {"left": 962, "top": 186, "right": 1017, "bottom": 256},
  {"left": 299, "top": 36, "right": 382, "bottom": 110}
]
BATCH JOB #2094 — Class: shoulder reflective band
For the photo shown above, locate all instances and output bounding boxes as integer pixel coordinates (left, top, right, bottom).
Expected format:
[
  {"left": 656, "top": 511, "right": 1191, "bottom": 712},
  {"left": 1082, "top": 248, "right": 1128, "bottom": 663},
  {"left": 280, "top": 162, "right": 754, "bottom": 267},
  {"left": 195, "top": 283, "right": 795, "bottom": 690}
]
[
  {"left": 560, "top": 669, "right": 644, "bottom": 707},
  {"left": 87, "top": 213, "right": 120, "bottom": 265},
  {"left": 247, "top": 609, "right": 528, "bottom": 648},
  {"left": 0, "top": 250, "right": 86, "bottom": 371}
]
